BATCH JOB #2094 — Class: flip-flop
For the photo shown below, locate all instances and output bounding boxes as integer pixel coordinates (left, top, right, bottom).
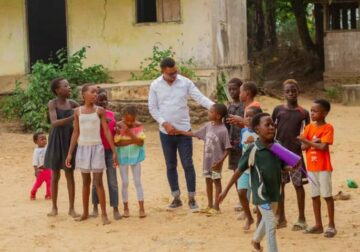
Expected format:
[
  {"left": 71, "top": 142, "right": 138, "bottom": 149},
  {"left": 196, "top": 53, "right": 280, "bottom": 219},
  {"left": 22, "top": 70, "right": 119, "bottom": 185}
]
[
  {"left": 234, "top": 204, "right": 243, "bottom": 212},
  {"left": 333, "top": 191, "right": 351, "bottom": 201},
  {"left": 304, "top": 226, "right": 324, "bottom": 234},
  {"left": 199, "top": 207, "right": 212, "bottom": 214},
  {"left": 251, "top": 241, "right": 263, "bottom": 252},
  {"left": 324, "top": 227, "right": 337, "bottom": 238},
  {"left": 205, "top": 208, "right": 220, "bottom": 216},
  {"left": 276, "top": 221, "right": 287, "bottom": 229},
  {"left": 292, "top": 221, "right": 308, "bottom": 231}
]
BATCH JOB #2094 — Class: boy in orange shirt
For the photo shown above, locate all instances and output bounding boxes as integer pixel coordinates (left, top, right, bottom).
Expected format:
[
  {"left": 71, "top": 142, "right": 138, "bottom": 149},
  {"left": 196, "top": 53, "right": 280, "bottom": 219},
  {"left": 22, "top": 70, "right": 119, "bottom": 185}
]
[{"left": 298, "top": 99, "right": 336, "bottom": 238}]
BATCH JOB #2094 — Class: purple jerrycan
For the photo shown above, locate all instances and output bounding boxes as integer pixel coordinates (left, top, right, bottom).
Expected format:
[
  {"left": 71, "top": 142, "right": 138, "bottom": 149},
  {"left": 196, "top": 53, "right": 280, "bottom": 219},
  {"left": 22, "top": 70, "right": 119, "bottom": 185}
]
[{"left": 269, "top": 142, "right": 301, "bottom": 168}]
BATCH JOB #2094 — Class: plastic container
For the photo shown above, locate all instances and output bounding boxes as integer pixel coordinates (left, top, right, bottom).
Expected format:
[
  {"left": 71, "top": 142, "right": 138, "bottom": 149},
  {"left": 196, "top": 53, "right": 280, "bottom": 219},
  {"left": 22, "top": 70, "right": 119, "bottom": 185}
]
[
  {"left": 269, "top": 143, "right": 301, "bottom": 168},
  {"left": 347, "top": 179, "right": 358, "bottom": 189}
]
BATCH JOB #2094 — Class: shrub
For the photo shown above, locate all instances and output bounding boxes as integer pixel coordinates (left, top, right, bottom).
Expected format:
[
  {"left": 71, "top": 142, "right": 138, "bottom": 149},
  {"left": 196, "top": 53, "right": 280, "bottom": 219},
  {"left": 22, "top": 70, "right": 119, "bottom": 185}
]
[
  {"left": 1, "top": 47, "right": 111, "bottom": 132},
  {"left": 131, "top": 45, "right": 198, "bottom": 80},
  {"left": 216, "top": 72, "right": 229, "bottom": 104},
  {"left": 325, "top": 86, "right": 342, "bottom": 102}
]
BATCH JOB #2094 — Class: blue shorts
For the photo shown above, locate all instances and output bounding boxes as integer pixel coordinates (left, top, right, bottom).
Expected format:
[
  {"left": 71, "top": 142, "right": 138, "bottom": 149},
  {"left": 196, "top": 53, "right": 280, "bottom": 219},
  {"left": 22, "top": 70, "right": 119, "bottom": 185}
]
[{"left": 237, "top": 172, "right": 250, "bottom": 190}]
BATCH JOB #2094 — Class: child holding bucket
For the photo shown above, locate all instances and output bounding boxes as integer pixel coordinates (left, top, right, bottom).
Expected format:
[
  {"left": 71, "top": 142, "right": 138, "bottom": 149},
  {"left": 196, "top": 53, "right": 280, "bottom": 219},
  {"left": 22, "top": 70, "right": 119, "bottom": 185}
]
[{"left": 272, "top": 79, "right": 310, "bottom": 230}]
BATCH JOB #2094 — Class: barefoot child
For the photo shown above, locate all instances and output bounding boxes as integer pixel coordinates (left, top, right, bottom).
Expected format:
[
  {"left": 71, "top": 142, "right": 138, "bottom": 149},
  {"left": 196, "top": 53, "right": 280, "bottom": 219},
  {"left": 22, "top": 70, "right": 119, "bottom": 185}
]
[
  {"left": 219, "top": 113, "right": 295, "bottom": 252},
  {"left": 298, "top": 99, "right": 336, "bottom": 238},
  {"left": 225, "top": 78, "right": 245, "bottom": 211},
  {"left": 90, "top": 89, "right": 121, "bottom": 220},
  {"left": 237, "top": 106, "right": 263, "bottom": 230},
  {"left": 44, "top": 78, "right": 79, "bottom": 217},
  {"left": 177, "top": 104, "right": 232, "bottom": 215},
  {"left": 272, "top": 79, "right": 310, "bottom": 230},
  {"left": 66, "top": 84, "right": 118, "bottom": 225},
  {"left": 30, "top": 132, "right": 51, "bottom": 200},
  {"left": 114, "top": 106, "right": 146, "bottom": 218}
]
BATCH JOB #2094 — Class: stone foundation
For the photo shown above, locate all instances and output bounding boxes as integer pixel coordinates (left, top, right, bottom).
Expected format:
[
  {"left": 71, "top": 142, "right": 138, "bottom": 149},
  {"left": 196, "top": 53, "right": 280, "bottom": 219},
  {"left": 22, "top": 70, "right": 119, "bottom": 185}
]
[
  {"left": 93, "top": 80, "right": 213, "bottom": 124},
  {"left": 108, "top": 100, "right": 209, "bottom": 124},
  {"left": 324, "top": 73, "right": 360, "bottom": 89},
  {"left": 342, "top": 84, "right": 360, "bottom": 106}
]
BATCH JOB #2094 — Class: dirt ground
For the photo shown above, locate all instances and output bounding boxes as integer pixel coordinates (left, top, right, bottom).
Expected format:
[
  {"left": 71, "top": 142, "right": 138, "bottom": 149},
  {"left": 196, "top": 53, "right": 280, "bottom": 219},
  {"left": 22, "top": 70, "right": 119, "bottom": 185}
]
[{"left": 0, "top": 96, "right": 360, "bottom": 252}]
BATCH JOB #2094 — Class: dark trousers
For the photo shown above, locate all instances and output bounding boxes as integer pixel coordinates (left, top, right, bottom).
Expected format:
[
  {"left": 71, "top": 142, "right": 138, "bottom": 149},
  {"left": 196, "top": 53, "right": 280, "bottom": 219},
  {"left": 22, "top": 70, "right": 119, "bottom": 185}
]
[
  {"left": 160, "top": 132, "right": 196, "bottom": 197},
  {"left": 92, "top": 150, "right": 119, "bottom": 207}
]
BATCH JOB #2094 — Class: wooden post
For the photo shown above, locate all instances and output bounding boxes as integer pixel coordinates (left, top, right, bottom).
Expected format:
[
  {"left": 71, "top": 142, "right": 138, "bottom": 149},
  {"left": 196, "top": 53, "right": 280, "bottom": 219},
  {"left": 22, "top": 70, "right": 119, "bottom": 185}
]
[
  {"left": 350, "top": 5, "right": 357, "bottom": 29},
  {"left": 323, "top": 3, "right": 329, "bottom": 32},
  {"left": 332, "top": 4, "right": 341, "bottom": 29},
  {"left": 342, "top": 8, "right": 349, "bottom": 29}
]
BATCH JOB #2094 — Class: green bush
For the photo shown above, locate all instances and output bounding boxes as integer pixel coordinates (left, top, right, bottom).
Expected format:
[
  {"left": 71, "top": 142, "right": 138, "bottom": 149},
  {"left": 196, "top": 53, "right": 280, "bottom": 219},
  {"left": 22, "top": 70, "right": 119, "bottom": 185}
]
[
  {"left": 1, "top": 47, "right": 111, "bottom": 132},
  {"left": 131, "top": 45, "right": 198, "bottom": 80},
  {"left": 216, "top": 71, "right": 229, "bottom": 104},
  {"left": 325, "top": 86, "right": 342, "bottom": 102}
]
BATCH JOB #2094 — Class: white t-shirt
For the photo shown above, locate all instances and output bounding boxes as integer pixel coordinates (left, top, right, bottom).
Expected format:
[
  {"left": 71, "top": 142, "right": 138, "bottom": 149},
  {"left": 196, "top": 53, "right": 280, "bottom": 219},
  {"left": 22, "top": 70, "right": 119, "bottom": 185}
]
[{"left": 32, "top": 147, "right": 47, "bottom": 168}]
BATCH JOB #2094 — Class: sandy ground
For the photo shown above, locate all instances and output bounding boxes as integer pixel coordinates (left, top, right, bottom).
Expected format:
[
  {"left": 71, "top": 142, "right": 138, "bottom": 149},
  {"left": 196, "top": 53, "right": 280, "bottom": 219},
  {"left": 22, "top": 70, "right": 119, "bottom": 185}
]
[{"left": 0, "top": 96, "right": 360, "bottom": 252}]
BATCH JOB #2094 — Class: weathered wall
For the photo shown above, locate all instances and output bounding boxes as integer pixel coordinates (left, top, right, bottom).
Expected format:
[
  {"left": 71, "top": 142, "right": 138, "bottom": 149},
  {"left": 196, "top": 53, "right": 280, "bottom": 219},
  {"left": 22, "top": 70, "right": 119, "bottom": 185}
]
[
  {"left": 67, "top": 0, "right": 214, "bottom": 72},
  {"left": 0, "top": 0, "right": 27, "bottom": 83},
  {"left": 324, "top": 31, "right": 360, "bottom": 76},
  {"left": 212, "top": 0, "right": 248, "bottom": 72},
  {"left": 0, "top": 0, "right": 249, "bottom": 94}
]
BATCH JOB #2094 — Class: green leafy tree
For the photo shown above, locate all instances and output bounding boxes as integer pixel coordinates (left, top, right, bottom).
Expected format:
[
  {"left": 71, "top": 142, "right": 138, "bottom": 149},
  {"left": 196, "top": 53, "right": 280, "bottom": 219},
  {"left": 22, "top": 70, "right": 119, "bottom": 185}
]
[
  {"left": 131, "top": 46, "right": 198, "bottom": 80},
  {"left": 1, "top": 47, "right": 111, "bottom": 132}
]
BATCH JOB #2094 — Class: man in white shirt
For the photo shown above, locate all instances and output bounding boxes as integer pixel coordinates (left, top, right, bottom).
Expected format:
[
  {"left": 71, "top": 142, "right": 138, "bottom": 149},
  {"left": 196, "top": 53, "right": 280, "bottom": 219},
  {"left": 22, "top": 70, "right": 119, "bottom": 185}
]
[{"left": 148, "top": 58, "right": 214, "bottom": 211}]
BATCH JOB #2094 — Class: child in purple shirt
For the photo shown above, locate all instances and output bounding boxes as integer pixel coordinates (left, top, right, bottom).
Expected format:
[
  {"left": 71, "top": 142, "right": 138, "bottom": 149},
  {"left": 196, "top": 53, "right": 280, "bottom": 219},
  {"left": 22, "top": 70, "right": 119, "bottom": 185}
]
[{"left": 177, "top": 104, "right": 232, "bottom": 215}]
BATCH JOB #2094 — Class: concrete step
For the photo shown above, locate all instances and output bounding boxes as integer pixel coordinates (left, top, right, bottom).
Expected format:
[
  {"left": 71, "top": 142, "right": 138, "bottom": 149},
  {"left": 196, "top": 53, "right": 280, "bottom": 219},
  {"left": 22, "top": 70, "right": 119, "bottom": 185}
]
[{"left": 342, "top": 84, "right": 360, "bottom": 106}]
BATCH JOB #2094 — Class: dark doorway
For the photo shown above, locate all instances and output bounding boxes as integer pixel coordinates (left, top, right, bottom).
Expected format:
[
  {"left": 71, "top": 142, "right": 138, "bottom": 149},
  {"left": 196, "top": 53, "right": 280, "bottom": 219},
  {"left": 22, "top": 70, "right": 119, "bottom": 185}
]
[
  {"left": 136, "top": 0, "right": 157, "bottom": 23},
  {"left": 26, "top": 0, "right": 67, "bottom": 67}
]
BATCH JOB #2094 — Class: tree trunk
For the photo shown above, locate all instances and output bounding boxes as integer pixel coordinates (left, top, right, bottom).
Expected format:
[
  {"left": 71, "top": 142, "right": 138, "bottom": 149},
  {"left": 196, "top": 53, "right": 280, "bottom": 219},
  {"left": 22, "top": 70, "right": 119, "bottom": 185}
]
[
  {"left": 290, "top": 0, "right": 316, "bottom": 52},
  {"left": 254, "top": 0, "right": 265, "bottom": 51},
  {"left": 342, "top": 8, "right": 349, "bottom": 30},
  {"left": 314, "top": 3, "right": 324, "bottom": 70},
  {"left": 265, "top": 0, "right": 277, "bottom": 48},
  {"left": 247, "top": 0, "right": 255, "bottom": 53},
  {"left": 351, "top": 7, "right": 357, "bottom": 29}
]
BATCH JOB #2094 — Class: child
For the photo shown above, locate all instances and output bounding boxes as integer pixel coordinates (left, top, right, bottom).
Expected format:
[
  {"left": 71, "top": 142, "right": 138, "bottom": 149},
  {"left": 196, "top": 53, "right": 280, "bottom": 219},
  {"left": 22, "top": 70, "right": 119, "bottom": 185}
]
[
  {"left": 298, "top": 99, "right": 336, "bottom": 238},
  {"left": 66, "top": 84, "right": 118, "bottom": 225},
  {"left": 177, "top": 104, "right": 232, "bottom": 215},
  {"left": 225, "top": 78, "right": 245, "bottom": 211},
  {"left": 90, "top": 89, "right": 121, "bottom": 220},
  {"left": 114, "top": 106, "right": 146, "bottom": 218},
  {"left": 30, "top": 132, "right": 52, "bottom": 200},
  {"left": 44, "top": 78, "right": 79, "bottom": 217},
  {"left": 272, "top": 79, "right": 310, "bottom": 230},
  {"left": 237, "top": 106, "right": 263, "bottom": 230},
  {"left": 240, "top": 81, "right": 261, "bottom": 114},
  {"left": 219, "top": 113, "right": 295, "bottom": 252},
  {"left": 227, "top": 81, "right": 260, "bottom": 127}
]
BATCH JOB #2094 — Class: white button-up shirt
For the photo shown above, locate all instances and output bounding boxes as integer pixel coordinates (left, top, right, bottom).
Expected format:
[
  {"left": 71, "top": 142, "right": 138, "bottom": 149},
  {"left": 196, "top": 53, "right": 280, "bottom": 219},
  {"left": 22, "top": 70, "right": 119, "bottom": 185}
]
[{"left": 148, "top": 74, "right": 214, "bottom": 134}]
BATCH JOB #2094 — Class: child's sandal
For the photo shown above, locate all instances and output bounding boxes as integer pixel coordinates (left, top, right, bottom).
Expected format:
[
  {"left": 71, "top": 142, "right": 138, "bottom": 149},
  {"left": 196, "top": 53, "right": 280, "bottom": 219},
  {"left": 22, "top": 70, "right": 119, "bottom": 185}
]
[
  {"left": 324, "top": 227, "right": 337, "bottom": 238},
  {"left": 123, "top": 209, "right": 130, "bottom": 218}
]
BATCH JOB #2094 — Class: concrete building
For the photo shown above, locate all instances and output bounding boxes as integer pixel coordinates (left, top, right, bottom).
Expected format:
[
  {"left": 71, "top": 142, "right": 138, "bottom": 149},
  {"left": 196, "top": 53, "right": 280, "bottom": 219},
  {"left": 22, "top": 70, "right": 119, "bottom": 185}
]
[
  {"left": 310, "top": 0, "right": 360, "bottom": 88},
  {"left": 0, "top": 0, "right": 249, "bottom": 95}
]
